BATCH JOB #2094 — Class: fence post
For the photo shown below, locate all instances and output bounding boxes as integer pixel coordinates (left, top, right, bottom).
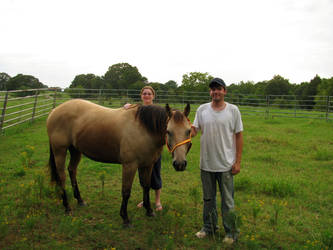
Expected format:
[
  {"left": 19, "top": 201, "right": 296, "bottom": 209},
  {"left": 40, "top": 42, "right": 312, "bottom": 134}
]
[
  {"left": 98, "top": 89, "right": 102, "bottom": 104},
  {"left": 0, "top": 91, "right": 9, "bottom": 134},
  {"left": 31, "top": 90, "right": 38, "bottom": 122},
  {"left": 294, "top": 96, "right": 297, "bottom": 118},
  {"left": 52, "top": 88, "right": 57, "bottom": 109},
  {"left": 326, "top": 96, "right": 329, "bottom": 121},
  {"left": 328, "top": 96, "right": 332, "bottom": 120},
  {"left": 266, "top": 95, "right": 270, "bottom": 119}
]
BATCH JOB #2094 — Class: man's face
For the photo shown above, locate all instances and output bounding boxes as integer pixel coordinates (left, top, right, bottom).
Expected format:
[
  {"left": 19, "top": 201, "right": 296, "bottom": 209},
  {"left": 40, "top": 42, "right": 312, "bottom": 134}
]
[{"left": 210, "top": 85, "right": 226, "bottom": 101}]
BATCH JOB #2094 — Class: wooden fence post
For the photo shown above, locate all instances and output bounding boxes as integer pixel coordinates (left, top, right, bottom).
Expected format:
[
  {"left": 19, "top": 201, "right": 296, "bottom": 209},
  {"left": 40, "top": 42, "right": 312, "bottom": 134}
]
[{"left": 0, "top": 91, "right": 9, "bottom": 134}]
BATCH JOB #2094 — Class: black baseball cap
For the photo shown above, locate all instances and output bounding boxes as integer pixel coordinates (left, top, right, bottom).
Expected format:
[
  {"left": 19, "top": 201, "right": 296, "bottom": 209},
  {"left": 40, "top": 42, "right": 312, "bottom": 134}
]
[{"left": 209, "top": 78, "right": 226, "bottom": 89}]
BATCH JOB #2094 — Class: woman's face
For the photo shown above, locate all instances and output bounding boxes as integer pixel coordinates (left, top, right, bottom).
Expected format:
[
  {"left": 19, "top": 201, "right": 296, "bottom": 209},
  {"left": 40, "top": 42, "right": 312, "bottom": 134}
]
[{"left": 141, "top": 88, "right": 154, "bottom": 105}]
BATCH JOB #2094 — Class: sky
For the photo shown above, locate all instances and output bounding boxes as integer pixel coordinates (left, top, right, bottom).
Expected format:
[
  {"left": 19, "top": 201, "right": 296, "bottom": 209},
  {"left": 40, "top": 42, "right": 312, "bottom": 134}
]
[{"left": 1, "top": 0, "right": 333, "bottom": 89}]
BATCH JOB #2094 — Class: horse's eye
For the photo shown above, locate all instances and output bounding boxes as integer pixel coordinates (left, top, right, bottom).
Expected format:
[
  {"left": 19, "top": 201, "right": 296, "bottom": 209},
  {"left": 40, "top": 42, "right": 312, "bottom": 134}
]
[{"left": 167, "top": 130, "right": 172, "bottom": 136}]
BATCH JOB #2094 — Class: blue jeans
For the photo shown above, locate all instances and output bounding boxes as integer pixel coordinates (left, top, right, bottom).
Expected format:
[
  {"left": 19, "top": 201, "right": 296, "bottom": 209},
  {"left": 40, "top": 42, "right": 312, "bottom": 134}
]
[{"left": 200, "top": 169, "right": 236, "bottom": 237}]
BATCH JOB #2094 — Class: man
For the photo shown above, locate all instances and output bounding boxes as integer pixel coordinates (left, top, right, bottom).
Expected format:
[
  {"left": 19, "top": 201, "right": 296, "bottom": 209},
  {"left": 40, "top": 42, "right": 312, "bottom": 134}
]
[{"left": 191, "top": 77, "right": 243, "bottom": 244}]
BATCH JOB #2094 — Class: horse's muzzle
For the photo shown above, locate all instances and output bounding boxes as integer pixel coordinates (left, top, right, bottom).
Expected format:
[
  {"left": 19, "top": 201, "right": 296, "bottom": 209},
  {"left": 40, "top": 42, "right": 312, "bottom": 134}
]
[{"left": 173, "top": 160, "right": 187, "bottom": 171}]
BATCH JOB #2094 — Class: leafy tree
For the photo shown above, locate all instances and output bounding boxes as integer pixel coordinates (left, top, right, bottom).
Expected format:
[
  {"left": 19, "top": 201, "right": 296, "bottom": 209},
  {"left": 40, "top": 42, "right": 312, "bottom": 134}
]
[
  {"left": 226, "top": 83, "right": 239, "bottom": 94},
  {"left": 264, "top": 75, "right": 291, "bottom": 97},
  {"left": 307, "top": 75, "right": 321, "bottom": 96},
  {"left": 127, "top": 81, "right": 146, "bottom": 102},
  {"left": 316, "top": 77, "right": 333, "bottom": 96},
  {"left": 179, "top": 72, "right": 213, "bottom": 103},
  {"left": 314, "top": 77, "right": 333, "bottom": 111},
  {"left": 288, "top": 83, "right": 299, "bottom": 96},
  {"left": 165, "top": 80, "right": 178, "bottom": 90},
  {"left": 150, "top": 82, "right": 171, "bottom": 103},
  {"left": 157, "top": 80, "right": 178, "bottom": 104},
  {"left": 6, "top": 74, "right": 46, "bottom": 91},
  {"left": 148, "top": 82, "right": 163, "bottom": 92},
  {"left": 227, "top": 81, "right": 256, "bottom": 95},
  {"left": 254, "top": 81, "right": 269, "bottom": 96},
  {"left": 181, "top": 72, "right": 213, "bottom": 92},
  {"left": 104, "top": 63, "right": 145, "bottom": 89},
  {"left": 293, "top": 81, "right": 309, "bottom": 109},
  {"left": 69, "top": 74, "right": 105, "bottom": 89},
  {"left": 65, "top": 85, "right": 86, "bottom": 98},
  {"left": 127, "top": 81, "right": 145, "bottom": 91},
  {"left": 227, "top": 81, "right": 259, "bottom": 106},
  {"left": 293, "top": 75, "right": 321, "bottom": 110},
  {"left": 68, "top": 74, "right": 107, "bottom": 98},
  {"left": 0, "top": 72, "right": 11, "bottom": 90}
]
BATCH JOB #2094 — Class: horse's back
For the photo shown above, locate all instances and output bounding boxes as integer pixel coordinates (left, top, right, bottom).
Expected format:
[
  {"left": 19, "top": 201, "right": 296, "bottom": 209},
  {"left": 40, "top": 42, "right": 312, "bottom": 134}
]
[
  {"left": 48, "top": 99, "right": 114, "bottom": 138},
  {"left": 47, "top": 99, "right": 134, "bottom": 163}
]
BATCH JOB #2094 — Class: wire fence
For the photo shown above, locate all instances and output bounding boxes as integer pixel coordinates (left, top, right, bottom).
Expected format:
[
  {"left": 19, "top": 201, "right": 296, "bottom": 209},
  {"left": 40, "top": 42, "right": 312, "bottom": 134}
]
[{"left": 1, "top": 88, "right": 332, "bottom": 134}]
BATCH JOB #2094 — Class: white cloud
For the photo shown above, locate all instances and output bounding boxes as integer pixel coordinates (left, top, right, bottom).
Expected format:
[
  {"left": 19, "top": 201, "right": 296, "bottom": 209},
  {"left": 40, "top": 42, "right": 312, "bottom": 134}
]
[{"left": 1, "top": 0, "right": 333, "bottom": 88}]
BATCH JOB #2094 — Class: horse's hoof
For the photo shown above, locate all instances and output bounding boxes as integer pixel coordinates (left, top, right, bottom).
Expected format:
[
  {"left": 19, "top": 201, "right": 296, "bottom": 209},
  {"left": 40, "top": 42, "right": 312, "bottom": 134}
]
[
  {"left": 65, "top": 209, "right": 72, "bottom": 215},
  {"left": 123, "top": 223, "right": 133, "bottom": 229},
  {"left": 146, "top": 211, "right": 156, "bottom": 217},
  {"left": 78, "top": 201, "right": 87, "bottom": 207}
]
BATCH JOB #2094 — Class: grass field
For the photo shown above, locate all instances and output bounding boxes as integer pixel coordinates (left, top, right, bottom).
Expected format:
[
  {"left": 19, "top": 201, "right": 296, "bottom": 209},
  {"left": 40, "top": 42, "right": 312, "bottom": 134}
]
[{"left": 0, "top": 113, "right": 333, "bottom": 249}]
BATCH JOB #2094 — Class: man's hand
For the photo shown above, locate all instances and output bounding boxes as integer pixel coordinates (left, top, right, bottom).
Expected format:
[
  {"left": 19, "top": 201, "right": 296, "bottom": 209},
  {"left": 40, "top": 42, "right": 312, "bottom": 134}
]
[
  {"left": 231, "top": 162, "right": 240, "bottom": 175},
  {"left": 191, "top": 126, "right": 198, "bottom": 137},
  {"left": 232, "top": 132, "right": 243, "bottom": 175}
]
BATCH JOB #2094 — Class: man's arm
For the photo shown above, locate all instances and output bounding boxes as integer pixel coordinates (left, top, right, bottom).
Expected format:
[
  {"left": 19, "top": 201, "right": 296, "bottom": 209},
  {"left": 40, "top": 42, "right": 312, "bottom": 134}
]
[{"left": 231, "top": 131, "right": 243, "bottom": 175}]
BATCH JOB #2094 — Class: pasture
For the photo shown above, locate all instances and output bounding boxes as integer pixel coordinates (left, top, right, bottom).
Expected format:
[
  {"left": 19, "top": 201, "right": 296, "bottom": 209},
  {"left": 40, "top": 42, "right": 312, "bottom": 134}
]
[{"left": 0, "top": 113, "right": 333, "bottom": 249}]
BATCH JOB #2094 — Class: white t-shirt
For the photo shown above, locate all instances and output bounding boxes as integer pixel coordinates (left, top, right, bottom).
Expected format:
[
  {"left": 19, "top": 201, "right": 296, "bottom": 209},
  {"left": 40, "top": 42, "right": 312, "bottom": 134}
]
[{"left": 193, "top": 102, "right": 243, "bottom": 172}]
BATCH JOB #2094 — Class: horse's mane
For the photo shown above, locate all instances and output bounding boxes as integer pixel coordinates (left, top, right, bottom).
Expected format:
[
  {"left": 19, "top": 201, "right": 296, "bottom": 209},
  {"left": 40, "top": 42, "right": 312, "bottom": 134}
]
[{"left": 135, "top": 104, "right": 168, "bottom": 144}]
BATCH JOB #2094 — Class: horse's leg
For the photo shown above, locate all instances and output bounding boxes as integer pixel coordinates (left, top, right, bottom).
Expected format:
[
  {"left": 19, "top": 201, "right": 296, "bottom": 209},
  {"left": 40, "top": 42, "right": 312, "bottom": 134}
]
[
  {"left": 138, "top": 166, "right": 154, "bottom": 217},
  {"left": 68, "top": 145, "right": 85, "bottom": 206},
  {"left": 52, "top": 145, "right": 71, "bottom": 213},
  {"left": 120, "top": 163, "right": 137, "bottom": 227}
]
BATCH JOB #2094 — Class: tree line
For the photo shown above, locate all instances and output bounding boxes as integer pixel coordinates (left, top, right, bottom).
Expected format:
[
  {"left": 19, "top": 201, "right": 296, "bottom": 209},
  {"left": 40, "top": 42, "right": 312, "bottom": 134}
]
[
  {"left": 1, "top": 62, "right": 333, "bottom": 110},
  {"left": 0, "top": 73, "right": 47, "bottom": 92}
]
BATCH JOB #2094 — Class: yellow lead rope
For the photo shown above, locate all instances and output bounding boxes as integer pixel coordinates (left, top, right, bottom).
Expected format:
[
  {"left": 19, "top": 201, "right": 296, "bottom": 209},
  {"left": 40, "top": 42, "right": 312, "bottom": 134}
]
[
  {"left": 167, "top": 137, "right": 192, "bottom": 153},
  {"left": 166, "top": 117, "right": 192, "bottom": 153}
]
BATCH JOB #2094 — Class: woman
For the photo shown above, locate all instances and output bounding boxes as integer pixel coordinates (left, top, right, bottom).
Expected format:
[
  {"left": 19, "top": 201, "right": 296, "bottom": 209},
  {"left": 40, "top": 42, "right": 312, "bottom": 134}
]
[{"left": 124, "top": 86, "right": 163, "bottom": 211}]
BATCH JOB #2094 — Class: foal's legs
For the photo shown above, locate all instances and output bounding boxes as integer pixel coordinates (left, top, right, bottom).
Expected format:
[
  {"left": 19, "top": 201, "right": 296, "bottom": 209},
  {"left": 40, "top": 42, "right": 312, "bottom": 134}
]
[
  {"left": 138, "top": 166, "right": 154, "bottom": 217},
  {"left": 68, "top": 146, "right": 85, "bottom": 206},
  {"left": 120, "top": 163, "right": 137, "bottom": 226}
]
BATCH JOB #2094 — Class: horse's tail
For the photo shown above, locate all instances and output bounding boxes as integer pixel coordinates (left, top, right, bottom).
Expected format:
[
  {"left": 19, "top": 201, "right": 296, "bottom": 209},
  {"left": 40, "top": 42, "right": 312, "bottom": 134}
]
[{"left": 49, "top": 144, "right": 61, "bottom": 185}]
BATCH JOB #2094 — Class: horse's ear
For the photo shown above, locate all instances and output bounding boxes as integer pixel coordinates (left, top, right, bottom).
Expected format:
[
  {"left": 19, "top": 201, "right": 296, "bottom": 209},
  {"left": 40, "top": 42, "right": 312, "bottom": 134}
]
[
  {"left": 184, "top": 103, "right": 190, "bottom": 117},
  {"left": 166, "top": 103, "right": 172, "bottom": 118}
]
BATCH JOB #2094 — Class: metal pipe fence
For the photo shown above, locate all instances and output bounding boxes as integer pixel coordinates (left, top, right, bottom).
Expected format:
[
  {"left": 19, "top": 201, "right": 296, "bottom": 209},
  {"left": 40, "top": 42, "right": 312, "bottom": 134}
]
[{"left": 1, "top": 88, "right": 332, "bottom": 134}]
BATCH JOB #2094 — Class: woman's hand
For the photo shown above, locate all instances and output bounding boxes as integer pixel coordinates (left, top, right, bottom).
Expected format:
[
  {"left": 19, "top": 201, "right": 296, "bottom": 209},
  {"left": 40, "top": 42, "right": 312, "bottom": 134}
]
[{"left": 123, "top": 103, "right": 131, "bottom": 109}]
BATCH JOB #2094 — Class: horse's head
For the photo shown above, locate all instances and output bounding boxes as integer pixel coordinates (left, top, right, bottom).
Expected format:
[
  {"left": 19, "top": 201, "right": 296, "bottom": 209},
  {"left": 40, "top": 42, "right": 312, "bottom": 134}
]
[{"left": 166, "top": 103, "right": 192, "bottom": 171}]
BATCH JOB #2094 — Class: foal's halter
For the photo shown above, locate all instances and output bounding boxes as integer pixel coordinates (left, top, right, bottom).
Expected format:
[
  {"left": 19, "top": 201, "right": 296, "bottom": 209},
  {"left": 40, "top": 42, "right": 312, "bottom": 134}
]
[{"left": 166, "top": 118, "right": 192, "bottom": 154}]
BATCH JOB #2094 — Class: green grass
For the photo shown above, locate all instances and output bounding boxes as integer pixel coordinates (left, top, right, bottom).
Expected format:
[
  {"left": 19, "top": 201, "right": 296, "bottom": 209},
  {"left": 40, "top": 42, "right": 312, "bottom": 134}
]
[{"left": 0, "top": 115, "right": 333, "bottom": 249}]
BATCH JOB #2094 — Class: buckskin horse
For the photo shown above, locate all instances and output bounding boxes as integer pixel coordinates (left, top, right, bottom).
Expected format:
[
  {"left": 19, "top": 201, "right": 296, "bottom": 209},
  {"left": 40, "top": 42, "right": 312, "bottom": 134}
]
[{"left": 46, "top": 99, "right": 192, "bottom": 226}]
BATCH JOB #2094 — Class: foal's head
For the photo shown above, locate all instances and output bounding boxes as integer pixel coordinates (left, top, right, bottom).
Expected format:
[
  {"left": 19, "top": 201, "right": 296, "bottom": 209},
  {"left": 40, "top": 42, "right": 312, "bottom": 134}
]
[{"left": 166, "top": 103, "right": 192, "bottom": 171}]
